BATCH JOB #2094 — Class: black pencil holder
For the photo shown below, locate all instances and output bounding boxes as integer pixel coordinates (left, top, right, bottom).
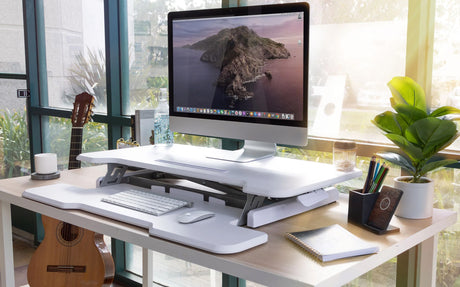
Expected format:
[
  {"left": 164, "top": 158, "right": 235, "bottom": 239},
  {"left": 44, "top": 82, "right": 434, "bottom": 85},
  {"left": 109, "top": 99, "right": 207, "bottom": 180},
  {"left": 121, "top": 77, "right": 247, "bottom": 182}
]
[{"left": 347, "top": 190, "right": 379, "bottom": 225}]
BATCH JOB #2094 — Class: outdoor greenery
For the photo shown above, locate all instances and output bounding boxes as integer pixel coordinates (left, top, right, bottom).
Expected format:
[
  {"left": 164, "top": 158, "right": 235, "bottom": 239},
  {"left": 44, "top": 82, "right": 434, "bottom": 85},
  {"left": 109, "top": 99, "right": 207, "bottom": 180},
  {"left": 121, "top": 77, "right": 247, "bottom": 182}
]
[
  {"left": 47, "top": 117, "right": 108, "bottom": 170},
  {"left": 0, "top": 111, "right": 109, "bottom": 178},
  {"left": 67, "top": 48, "right": 107, "bottom": 109},
  {"left": 0, "top": 109, "right": 30, "bottom": 178}
]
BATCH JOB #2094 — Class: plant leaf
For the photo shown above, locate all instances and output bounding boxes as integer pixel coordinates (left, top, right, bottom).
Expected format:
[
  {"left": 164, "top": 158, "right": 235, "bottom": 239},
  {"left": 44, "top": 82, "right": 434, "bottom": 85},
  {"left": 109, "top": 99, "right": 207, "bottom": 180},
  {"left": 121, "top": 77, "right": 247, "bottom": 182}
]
[
  {"left": 405, "top": 118, "right": 458, "bottom": 158},
  {"left": 386, "top": 133, "right": 424, "bottom": 162},
  {"left": 430, "top": 106, "right": 460, "bottom": 118},
  {"left": 393, "top": 103, "right": 428, "bottom": 127},
  {"left": 437, "top": 133, "right": 460, "bottom": 151},
  {"left": 376, "top": 152, "right": 415, "bottom": 173},
  {"left": 388, "top": 76, "right": 427, "bottom": 112},
  {"left": 372, "top": 111, "right": 405, "bottom": 135},
  {"left": 419, "top": 159, "right": 458, "bottom": 177}
]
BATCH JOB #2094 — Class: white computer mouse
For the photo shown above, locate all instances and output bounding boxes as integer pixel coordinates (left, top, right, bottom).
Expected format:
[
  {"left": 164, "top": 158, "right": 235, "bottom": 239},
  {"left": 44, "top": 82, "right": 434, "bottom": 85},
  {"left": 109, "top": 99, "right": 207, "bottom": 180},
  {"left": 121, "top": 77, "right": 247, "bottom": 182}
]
[{"left": 177, "top": 210, "right": 215, "bottom": 224}]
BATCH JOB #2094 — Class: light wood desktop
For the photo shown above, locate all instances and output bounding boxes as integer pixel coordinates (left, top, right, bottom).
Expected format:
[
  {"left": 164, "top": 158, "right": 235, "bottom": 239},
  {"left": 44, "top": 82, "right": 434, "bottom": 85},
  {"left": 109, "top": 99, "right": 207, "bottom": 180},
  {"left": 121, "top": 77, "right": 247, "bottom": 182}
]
[{"left": 0, "top": 165, "right": 456, "bottom": 287}]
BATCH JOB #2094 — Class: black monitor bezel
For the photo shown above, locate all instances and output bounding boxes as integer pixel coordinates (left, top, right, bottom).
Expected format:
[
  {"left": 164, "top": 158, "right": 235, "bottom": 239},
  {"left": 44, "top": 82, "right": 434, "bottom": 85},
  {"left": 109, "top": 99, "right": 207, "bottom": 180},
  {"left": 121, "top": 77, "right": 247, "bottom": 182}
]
[{"left": 167, "top": 2, "right": 309, "bottom": 128}]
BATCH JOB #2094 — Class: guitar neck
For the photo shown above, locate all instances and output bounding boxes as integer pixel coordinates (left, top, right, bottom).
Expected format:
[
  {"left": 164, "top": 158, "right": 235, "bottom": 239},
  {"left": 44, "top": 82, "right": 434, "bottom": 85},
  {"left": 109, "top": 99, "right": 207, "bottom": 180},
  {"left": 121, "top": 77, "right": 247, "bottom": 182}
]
[{"left": 68, "top": 127, "right": 83, "bottom": 170}]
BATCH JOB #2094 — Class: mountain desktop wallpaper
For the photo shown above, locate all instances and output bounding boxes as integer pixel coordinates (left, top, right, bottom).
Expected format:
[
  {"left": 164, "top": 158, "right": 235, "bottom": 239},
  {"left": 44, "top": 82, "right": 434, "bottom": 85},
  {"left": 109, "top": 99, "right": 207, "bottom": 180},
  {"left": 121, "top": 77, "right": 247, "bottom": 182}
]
[{"left": 173, "top": 13, "right": 304, "bottom": 119}]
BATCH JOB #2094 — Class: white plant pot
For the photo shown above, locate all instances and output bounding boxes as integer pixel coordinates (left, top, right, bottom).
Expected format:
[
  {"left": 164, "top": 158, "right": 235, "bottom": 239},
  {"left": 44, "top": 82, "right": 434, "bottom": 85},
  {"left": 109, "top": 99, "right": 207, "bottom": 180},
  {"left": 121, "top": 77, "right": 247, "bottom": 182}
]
[{"left": 394, "top": 176, "right": 434, "bottom": 219}]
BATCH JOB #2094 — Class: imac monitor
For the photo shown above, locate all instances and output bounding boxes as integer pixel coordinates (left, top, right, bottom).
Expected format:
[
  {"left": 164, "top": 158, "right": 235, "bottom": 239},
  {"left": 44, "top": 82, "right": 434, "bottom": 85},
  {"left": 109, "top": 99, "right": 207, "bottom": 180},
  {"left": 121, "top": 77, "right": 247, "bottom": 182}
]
[{"left": 168, "top": 3, "right": 309, "bottom": 162}]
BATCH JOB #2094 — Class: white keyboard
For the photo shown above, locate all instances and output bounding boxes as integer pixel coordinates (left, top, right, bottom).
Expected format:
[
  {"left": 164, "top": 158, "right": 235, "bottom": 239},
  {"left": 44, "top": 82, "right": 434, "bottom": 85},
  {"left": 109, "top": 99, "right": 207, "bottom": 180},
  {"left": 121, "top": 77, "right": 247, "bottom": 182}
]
[{"left": 101, "top": 189, "right": 193, "bottom": 216}]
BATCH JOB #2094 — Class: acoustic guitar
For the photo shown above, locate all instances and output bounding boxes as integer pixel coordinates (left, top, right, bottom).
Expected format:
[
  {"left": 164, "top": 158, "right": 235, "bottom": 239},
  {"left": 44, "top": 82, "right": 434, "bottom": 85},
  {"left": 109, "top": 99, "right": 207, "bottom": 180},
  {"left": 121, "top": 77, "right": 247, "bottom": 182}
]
[{"left": 27, "top": 92, "right": 115, "bottom": 287}]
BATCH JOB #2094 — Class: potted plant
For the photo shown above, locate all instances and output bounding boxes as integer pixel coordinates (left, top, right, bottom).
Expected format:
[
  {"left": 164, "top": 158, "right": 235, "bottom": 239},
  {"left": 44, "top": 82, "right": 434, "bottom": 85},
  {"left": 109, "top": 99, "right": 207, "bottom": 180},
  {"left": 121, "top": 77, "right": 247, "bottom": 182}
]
[{"left": 372, "top": 76, "right": 460, "bottom": 219}]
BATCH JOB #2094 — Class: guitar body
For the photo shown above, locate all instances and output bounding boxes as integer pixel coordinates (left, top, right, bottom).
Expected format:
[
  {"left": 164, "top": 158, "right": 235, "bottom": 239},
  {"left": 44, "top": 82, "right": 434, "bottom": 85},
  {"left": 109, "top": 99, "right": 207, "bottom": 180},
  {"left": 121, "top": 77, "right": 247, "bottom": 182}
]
[
  {"left": 28, "top": 92, "right": 115, "bottom": 286},
  {"left": 27, "top": 216, "right": 114, "bottom": 287}
]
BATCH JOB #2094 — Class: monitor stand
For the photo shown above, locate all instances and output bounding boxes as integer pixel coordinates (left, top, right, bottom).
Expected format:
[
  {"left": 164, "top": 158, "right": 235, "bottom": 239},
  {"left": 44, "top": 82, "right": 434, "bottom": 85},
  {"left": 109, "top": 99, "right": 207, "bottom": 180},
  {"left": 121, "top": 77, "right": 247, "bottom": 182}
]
[{"left": 206, "top": 140, "right": 276, "bottom": 163}]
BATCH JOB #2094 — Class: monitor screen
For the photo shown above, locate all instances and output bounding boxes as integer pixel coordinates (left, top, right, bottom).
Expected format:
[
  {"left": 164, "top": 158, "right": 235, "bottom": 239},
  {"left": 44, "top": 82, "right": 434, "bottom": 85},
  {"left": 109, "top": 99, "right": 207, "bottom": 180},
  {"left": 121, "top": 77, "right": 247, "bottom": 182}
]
[{"left": 168, "top": 3, "right": 309, "bottom": 161}]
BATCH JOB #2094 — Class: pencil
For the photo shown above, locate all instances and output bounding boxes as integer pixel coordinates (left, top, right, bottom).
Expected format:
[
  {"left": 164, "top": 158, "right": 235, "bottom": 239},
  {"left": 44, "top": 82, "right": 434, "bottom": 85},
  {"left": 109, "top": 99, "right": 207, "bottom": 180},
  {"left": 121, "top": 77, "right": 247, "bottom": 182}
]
[
  {"left": 363, "top": 155, "right": 376, "bottom": 193},
  {"left": 373, "top": 160, "right": 380, "bottom": 181},
  {"left": 373, "top": 165, "right": 389, "bottom": 193},
  {"left": 369, "top": 163, "right": 387, "bottom": 193}
]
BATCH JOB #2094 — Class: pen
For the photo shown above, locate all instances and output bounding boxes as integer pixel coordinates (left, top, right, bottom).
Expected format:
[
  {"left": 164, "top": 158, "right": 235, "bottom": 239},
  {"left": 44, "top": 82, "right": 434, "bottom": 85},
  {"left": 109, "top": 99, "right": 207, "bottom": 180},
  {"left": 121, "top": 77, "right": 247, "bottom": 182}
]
[{"left": 363, "top": 155, "right": 376, "bottom": 193}]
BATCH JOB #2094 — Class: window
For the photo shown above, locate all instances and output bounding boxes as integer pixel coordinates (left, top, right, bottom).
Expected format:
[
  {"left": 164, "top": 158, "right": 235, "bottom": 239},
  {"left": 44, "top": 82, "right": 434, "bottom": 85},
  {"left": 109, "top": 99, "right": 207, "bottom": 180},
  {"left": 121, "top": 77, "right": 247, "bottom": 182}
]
[
  {"left": 43, "top": 0, "right": 107, "bottom": 114},
  {"left": 0, "top": 0, "right": 26, "bottom": 75},
  {"left": 0, "top": 80, "right": 29, "bottom": 178},
  {"left": 0, "top": 0, "right": 29, "bottom": 179},
  {"left": 432, "top": 0, "right": 460, "bottom": 150}
]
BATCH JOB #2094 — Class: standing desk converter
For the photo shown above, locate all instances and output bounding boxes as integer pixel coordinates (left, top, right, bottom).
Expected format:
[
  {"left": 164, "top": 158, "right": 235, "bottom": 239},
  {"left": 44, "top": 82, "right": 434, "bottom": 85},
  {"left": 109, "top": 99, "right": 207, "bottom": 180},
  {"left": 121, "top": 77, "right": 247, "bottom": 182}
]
[
  {"left": 23, "top": 144, "right": 363, "bottom": 254},
  {"left": 0, "top": 150, "right": 456, "bottom": 286}
]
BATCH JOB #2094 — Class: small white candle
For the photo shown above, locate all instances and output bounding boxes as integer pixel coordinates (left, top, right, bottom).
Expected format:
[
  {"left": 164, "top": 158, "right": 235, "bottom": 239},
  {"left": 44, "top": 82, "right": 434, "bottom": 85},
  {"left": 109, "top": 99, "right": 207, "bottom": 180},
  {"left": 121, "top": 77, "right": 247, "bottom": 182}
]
[{"left": 35, "top": 153, "right": 57, "bottom": 174}]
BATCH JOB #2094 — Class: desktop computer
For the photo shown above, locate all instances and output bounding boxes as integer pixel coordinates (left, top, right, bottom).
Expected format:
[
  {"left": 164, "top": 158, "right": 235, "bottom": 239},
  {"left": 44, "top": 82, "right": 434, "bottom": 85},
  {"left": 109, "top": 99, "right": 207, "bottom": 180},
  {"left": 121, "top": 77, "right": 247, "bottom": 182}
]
[{"left": 168, "top": 3, "right": 309, "bottom": 162}]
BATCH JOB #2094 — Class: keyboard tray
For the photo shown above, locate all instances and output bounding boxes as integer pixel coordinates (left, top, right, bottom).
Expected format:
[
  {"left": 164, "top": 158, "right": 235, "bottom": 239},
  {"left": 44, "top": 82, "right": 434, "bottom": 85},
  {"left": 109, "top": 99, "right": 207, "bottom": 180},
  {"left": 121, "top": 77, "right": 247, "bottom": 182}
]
[{"left": 23, "top": 183, "right": 267, "bottom": 254}]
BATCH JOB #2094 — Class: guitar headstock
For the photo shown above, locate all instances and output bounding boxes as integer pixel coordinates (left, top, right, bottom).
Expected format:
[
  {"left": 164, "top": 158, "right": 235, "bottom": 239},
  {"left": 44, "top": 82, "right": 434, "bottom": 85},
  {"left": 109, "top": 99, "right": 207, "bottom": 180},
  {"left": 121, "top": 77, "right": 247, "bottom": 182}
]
[{"left": 71, "top": 92, "right": 95, "bottom": 128}]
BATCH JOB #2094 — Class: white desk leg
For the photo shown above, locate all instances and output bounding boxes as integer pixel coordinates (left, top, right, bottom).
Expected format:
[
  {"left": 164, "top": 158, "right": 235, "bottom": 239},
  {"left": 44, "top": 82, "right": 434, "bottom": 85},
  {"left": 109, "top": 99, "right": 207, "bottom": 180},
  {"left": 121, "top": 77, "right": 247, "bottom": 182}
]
[
  {"left": 0, "top": 201, "right": 14, "bottom": 287},
  {"left": 396, "top": 235, "right": 437, "bottom": 287},
  {"left": 419, "top": 235, "right": 437, "bottom": 287},
  {"left": 142, "top": 247, "right": 153, "bottom": 287},
  {"left": 210, "top": 269, "right": 217, "bottom": 287}
]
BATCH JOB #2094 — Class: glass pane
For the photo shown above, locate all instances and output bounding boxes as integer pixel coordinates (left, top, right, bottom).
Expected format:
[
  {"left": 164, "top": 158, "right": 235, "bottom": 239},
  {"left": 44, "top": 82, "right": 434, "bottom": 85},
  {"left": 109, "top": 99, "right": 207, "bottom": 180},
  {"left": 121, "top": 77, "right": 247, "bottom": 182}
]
[
  {"left": 0, "top": 79, "right": 30, "bottom": 178},
  {"left": 432, "top": 0, "right": 460, "bottom": 151},
  {"left": 431, "top": 167, "right": 460, "bottom": 286},
  {"left": 125, "top": 0, "right": 221, "bottom": 115},
  {"left": 0, "top": 0, "right": 26, "bottom": 74},
  {"left": 43, "top": 0, "right": 107, "bottom": 113},
  {"left": 46, "top": 116, "right": 107, "bottom": 170},
  {"left": 432, "top": 0, "right": 460, "bottom": 278},
  {"left": 246, "top": 0, "right": 408, "bottom": 144}
]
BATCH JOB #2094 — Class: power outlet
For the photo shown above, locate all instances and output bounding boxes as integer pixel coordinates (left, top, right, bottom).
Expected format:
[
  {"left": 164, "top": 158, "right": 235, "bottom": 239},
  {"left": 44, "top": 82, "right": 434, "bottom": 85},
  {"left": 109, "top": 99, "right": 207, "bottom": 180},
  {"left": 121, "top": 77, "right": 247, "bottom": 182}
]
[{"left": 17, "top": 89, "right": 30, "bottom": 98}]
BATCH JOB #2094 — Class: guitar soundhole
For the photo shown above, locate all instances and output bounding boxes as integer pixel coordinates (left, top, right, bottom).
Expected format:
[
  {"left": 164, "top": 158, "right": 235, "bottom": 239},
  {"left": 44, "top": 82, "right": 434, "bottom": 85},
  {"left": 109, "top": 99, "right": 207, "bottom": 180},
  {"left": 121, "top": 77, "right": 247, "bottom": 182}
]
[{"left": 56, "top": 222, "right": 84, "bottom": 246}]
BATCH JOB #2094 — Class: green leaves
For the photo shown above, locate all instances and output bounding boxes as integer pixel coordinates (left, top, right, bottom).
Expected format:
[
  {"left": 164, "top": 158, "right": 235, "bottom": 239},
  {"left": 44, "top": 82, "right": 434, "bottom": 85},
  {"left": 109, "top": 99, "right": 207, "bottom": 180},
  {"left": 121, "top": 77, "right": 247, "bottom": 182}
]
[
  {"left": 382, "top": 116, "right": 458, "bottom": 177},
  {"left": 393, "top": 104, "right": 428, "bottom": 126},
  {"left": 388, "top": 76, "right": 427, "bottom": 112},
  {"left": 372, "top": 111, "right": 404, "bottom": 135},
  {"left": 430, "top": 106, "right": 460, "bottom": 118},
  {"left": 0, "top": 109, "right": 30, "bottom": 178},
  {"left": 419, "top": 159, "right": 458, "bottom": 179},
  {"left": 372, "top": 76, "right": 460, "bottom": 182},
  {"left": 376, "top": 152, "right": 415, "bottom": 173},
  {"left": 406, "top": 118, "right": 458, "bottom": 158},
  {"left": 385, "top": 133, "right": 423, "bottom": 162}
]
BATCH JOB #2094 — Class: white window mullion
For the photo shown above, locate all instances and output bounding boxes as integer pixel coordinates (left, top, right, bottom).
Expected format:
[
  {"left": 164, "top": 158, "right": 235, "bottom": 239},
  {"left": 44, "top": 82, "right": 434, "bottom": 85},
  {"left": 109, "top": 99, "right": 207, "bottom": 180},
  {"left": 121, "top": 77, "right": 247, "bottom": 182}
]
[{"left": 405, "top": 0, "right": 436, "bottom": 106}]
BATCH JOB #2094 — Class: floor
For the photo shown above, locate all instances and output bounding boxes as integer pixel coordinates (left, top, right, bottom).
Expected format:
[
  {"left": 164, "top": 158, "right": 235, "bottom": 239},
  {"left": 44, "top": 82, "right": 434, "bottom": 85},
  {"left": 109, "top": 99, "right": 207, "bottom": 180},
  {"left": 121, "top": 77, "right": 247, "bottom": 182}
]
[{"left": 12, "top": 234, "right": 35, "bottom": 287}]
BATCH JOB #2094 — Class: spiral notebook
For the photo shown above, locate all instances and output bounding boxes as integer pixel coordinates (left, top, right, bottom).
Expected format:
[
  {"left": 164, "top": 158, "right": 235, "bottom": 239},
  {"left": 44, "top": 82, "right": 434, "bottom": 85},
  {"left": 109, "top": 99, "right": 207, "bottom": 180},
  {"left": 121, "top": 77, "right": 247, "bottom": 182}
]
[{"left": 286, "top": 224, "right": 379, "bottom": 262}]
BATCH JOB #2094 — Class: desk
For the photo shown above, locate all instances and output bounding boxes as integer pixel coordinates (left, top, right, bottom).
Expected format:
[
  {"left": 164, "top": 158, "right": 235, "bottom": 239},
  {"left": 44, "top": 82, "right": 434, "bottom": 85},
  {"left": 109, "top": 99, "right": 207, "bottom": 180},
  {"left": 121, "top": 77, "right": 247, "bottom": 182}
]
[{"left": 0, "top": 165, "right": 456, "bottom": 287}]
